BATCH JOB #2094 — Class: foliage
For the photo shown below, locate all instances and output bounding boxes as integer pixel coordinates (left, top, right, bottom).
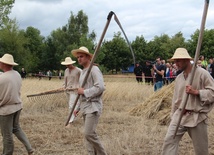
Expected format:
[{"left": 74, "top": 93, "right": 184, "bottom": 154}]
[
  {"left": 187, "top": 29, "right": 214, "bottom": 59},
  {"left": 131, "top": 35, "right": 147, "bottom": 63},
  {"left": 0, "top": 0, "right": 14, "bottom": 28},
  {"left": 101, "top": 32, "right": 132, "bottom": 73},
  {"left": 44, "top": 10, "right": 96, "bottom": 73},
  {"left": 23, "top": 26, "right": 45, "bottom": 72},
  {"left": 0, "top": 19, "right": 30, "bottom": 72}
]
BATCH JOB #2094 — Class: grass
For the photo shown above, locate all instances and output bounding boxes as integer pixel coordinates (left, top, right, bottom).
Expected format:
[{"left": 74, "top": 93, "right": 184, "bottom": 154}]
[{"left": 1, "top": 76, "right": 214, "bottom": 155}]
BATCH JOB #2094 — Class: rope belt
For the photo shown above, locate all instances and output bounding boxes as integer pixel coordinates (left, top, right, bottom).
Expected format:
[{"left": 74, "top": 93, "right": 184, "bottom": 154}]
[{"left": 180, "top": 109, "right": 199, "bottom": 115}]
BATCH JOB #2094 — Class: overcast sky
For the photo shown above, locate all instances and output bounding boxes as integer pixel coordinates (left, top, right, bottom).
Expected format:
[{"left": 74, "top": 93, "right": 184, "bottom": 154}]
[{"left": 9, "top": 0, "right": 214, "bottom": 42}]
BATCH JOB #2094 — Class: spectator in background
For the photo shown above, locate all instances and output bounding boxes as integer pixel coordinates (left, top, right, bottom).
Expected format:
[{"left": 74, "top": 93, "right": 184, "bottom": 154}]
[
  {"left": 143, "top": 60, "right": 153, "bottom": 85},
  {"left": 20, "top": 67, "right": 27, "bottom": 79},
  {"left": 197, "top": 60, "right": 202, "bottom": 68},
  {"left": 58, "top": 70, "right": 62, "bottom": 80},
  {"left": 153, "top": 57, "right": 165, "bottom": 91},
  {"left": 161, "top": 59, "right": 167, "bottom": 85},
  {"left": 165, "top": 63, "right": 172, "bottom": 85},
  {"left": 38, "top": 71, "right": 42, "bottom": 80},
  {"left": 209, "top": 58, "right": 214, "bottom": 79},
  {"left": 134, "top": 62, "right": 143, "bottom": 83},
  {"left": 171, "top": 63, "right": 182, "bottom": 81},
  {"left": 169, "top": 65, "right": 174, "bottom": 82},
  {"left": 199, "top": 55, "right": 208, "bottom": 69},
  {"left": 47, "top": 70, "right": 52, "bottom": 80},
  {"left": 207, "top": 57, "right": 213, "bottom": 75}
]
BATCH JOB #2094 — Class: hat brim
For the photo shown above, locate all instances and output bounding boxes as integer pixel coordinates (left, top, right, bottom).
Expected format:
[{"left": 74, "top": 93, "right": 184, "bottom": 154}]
[
  {"left": 61, "top": 61, "right": 76, "bottom": 65},
  {"left": 0, "top": 59, "right": 18, "bottom": 66},
  {"left": 167, "top": 57, "right": 193, "bottom": 62},
  {"left": 71, "top": 49, "right": 93, "bottom": 58}
]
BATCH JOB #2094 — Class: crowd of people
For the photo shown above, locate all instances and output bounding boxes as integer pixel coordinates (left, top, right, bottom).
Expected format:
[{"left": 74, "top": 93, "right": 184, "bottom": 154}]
[{"left": 134, "top": 55, "right": 214, "bottom": 91}]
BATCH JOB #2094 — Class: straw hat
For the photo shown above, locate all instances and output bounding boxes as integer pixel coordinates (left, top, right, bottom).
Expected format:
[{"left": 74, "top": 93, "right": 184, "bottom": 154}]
[
  {"left": 71, "top": 46, "right": 93, "bottom": 58},
  {"left": 0, "top": 53, "right": 18, "bottom": 66},
  {"left": 169, "top": 48, "right": 192, "bottom": 61},
  {"left": 61, "top": 57, "right": 76, "bottom": 65}
]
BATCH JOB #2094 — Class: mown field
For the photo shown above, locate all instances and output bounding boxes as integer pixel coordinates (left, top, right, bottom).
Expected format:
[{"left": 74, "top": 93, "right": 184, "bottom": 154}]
[{"left": 1, "top": 75, "right": 214, "bottom": 155}]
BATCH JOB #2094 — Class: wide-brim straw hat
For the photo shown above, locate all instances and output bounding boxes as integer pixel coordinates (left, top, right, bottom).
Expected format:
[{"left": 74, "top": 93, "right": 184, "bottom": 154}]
[
  {"left": 0, "top": 53, "right": 18, "bottom": 66},
  {"left": 61, "top": 57, "right": 76, "bottom": 65},
  {"left": 71, "top": 46, "right": 93, "bottom": 59},
  {"left": 168, "top": 48, "right": 193, "bottom": 61}
]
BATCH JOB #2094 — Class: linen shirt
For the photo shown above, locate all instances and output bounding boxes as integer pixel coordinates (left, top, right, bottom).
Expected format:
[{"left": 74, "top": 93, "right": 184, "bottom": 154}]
[
  {"left": 171, "top": 67, "right": 214, "bottom": 127},
  {"left": 0, "top": 70, "right": 22, "bottom": 115},
  {"left": 78, "top": 66, "right": 105, "bottom": 115},
  {"left": 64, "top": 67, "right": 82, "bottom": 90}
]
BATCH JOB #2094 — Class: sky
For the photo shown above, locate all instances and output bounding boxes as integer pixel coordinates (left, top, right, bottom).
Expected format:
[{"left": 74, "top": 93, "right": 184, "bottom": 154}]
[{"left": 9, "top": 0, "right": 214, "bottom": 42}]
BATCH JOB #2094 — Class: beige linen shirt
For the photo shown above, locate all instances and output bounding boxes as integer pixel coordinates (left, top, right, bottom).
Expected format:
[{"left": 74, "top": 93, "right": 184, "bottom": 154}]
[
  {"left": 64, "top": 67, "right": 82, "bottom": 90},
  {"left": 78, "top": 66, "right": 105, "bottom": 115},
  {"left": 0, "top": 70, "right": 22, "bottom": 115},
  {"left": 171, "top": 67, "right": 214, "bottom": 127}
]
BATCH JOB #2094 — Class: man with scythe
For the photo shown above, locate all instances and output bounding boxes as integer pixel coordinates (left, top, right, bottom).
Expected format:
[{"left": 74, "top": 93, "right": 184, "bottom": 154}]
[
  {"left": 71, "top": 46, "right": 107, "bottom": 155},
  {"left": 161, "top": 48, "right": 214, "bottom": 155}
]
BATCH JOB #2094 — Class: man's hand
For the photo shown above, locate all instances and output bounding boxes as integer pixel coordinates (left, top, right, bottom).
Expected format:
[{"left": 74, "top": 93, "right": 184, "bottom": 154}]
[
  {"left": 78, "top": 88, "right": 84, "bottom": 95},
  {"left": 186, "top": 85, "right": 199, "bottom": 96},
  {"left": 74, "top": 110, "right": 79, "bottom": 117},
  {"left": 153, "top": 65, "right": 157, "bottom": 71}
]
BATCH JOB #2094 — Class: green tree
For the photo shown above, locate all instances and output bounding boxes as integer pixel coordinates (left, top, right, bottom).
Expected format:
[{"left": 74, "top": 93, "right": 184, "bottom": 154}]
[
  {"left": 67, "top": 10, "right": 89, "bottom": 45},
  {"left": 101, "top": 32, "right": 131, "bottom": 73},
  {"left": 45, "top": 28, "right": 69, "bottom": 71},
  {"left": 187, "top": 29, "right": 214, "bottom": 59},
  {"left": 45, "top": 10, "right": 96, "bottom": 72},
  {"left": 203, "top": 29, "right": 214, "bottom": 58},
  {"left": 146, "top": 34, "right": 170, "bottom": 61},
  {"left": 0, "top": 19, "right": 31, "bottom": 72},
  {"left": 161, "top": 32, "right": 187, "bottom": 60},
  {"left": 0, "top": 0, "right": 14, "bottom": 28},
  {"left": 131, "top": 35, "right": 147, "bottom": 63},
  {"left": 23, "top": 26, "right": 45, "bottom": 72}
]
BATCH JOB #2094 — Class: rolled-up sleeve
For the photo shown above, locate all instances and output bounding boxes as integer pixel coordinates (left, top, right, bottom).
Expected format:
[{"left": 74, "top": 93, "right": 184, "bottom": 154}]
[
  {"left": 199, "top": 71, "right": 214, "bottom": 106},
  {"left": 199, "top": 86, "right": 214, "bottom": 106}
]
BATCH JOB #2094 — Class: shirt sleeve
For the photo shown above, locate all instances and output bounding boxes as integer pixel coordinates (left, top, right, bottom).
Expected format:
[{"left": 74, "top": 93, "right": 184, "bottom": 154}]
[
  {"left": 198, "top": 73, "right": 214, "bottom": 106},
  {"left": 83, "top": 66, "right": 105, "bottom": 99}
]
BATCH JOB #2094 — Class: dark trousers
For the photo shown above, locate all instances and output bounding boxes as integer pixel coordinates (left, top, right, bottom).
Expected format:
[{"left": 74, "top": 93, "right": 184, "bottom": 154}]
[
  {"left": 136, "top": 75, "right": 142, "bottom": 83},
  {"left": 0, "top": 110, "right": 33, "bottom": 155}
]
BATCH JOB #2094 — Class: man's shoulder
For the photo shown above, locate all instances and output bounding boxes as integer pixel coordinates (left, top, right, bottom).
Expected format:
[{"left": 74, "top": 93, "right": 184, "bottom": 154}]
[
  {"left": 75, "top": 67, "right": 82, "bottom": 72},
  {"left": 157, "top": 64, "right": 165, "bottom": 70},
  {"left": 0, "top": 70, "right": 21, "bottom": 80},
  {"left": 194, "top": 67, "right": 213, "bottom": 80},
  {"left": 92, "top": 65, "right": 100, "bottom": 71}
]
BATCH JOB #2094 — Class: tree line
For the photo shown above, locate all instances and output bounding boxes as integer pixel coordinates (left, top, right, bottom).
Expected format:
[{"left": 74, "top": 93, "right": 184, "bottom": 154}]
[{"left": 0, "top": 0, "right": 214, "bottom": 75}]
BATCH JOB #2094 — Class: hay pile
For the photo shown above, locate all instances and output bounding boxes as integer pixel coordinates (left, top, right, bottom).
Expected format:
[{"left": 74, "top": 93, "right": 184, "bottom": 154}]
[{"left": 129, "top": 82, "right": 175, "bottom": 125}]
